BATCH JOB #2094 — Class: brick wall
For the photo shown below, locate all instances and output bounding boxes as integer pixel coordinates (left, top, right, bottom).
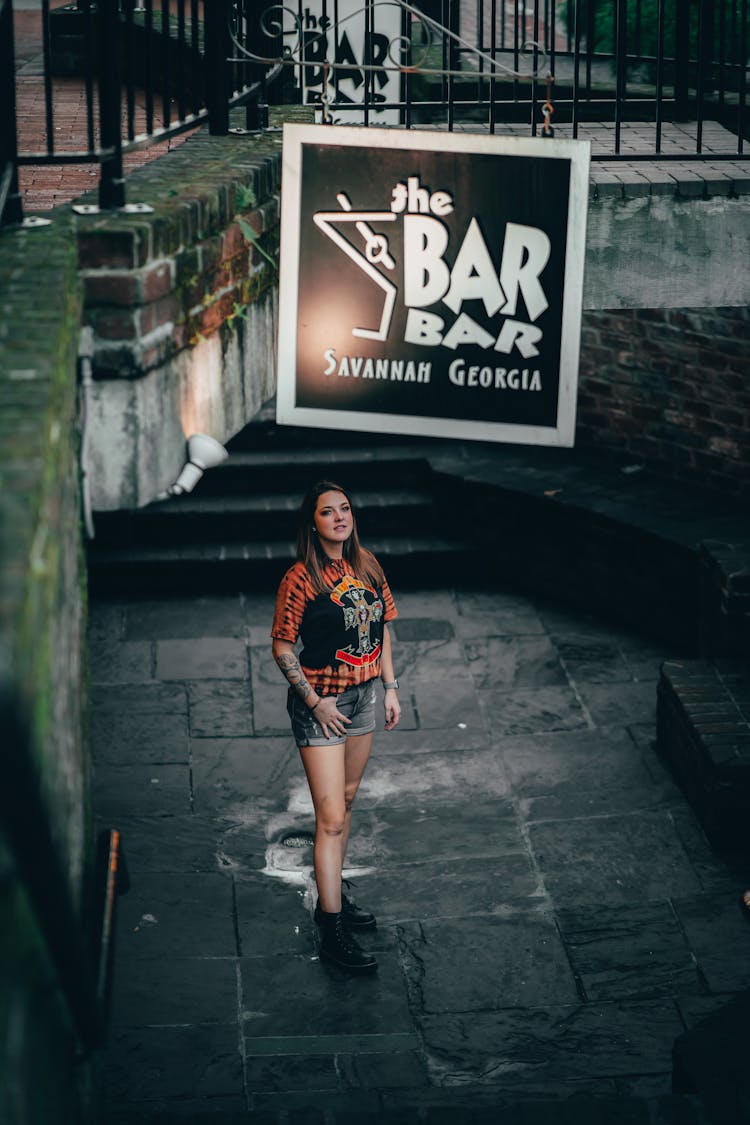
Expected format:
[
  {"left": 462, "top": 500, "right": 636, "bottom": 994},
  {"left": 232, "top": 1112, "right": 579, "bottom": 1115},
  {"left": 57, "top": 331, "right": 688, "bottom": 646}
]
[
  {"left": 577, "top": 307, "right": 750, "bottom": 497},
  {"left": 67, "top": 120, "right": 300, "bottom": 509},
  {"left": 78, "top": 176, "right": 279, "bottom": 379}
]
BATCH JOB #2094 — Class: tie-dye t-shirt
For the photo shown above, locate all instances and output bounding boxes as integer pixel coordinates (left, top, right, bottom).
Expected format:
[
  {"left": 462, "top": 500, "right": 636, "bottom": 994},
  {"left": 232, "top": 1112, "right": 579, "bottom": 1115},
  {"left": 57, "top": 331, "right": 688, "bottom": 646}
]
[{"left": 271, "top": 557, "right": 398, "bottom": 696}]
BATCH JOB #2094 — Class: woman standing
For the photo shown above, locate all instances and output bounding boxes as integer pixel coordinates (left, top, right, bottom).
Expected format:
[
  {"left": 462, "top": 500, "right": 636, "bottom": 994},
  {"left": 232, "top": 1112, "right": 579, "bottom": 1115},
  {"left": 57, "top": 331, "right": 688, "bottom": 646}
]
[{"left": 271, "top": 481, "right": 401, "bottom": 974}]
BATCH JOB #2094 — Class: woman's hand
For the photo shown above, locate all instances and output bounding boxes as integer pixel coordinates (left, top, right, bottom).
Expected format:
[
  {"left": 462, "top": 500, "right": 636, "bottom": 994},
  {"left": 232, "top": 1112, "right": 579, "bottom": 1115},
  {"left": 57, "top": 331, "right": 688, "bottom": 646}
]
[
  {"left": 384, "top": 688, "right": 401, "bottom": 731},
  {"left": 311, "top": 695, "right": 351, "bottom": 740}
]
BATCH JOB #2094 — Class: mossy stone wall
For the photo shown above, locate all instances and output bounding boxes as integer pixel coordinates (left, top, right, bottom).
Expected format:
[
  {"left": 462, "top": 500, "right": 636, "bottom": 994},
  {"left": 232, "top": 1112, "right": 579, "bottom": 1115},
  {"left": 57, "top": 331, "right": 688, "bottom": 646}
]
[{"left": 0, "top": 220, "right": 97, "bottom": 1119}]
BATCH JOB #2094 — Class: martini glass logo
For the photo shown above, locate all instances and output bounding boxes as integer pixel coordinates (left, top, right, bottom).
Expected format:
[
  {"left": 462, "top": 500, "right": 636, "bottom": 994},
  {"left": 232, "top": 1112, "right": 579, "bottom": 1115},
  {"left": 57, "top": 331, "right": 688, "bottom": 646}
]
[{"left": 313, "top": 193, "right": 398, "bottom": 342}]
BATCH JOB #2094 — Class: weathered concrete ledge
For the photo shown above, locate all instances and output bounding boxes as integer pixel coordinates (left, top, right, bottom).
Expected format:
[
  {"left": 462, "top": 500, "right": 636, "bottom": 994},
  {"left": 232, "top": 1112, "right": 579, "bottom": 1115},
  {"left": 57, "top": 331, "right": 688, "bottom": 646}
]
[{"left": 584, "top": 191, "right": 750, "bottom": 309}]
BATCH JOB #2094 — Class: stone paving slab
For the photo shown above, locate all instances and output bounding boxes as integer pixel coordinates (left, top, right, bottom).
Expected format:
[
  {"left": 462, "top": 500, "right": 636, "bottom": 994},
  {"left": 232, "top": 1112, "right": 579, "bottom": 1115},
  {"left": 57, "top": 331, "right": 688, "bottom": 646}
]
[
  {"left": 497, "top": 727, "right": 654, "bottom": 797},
  {"left": 94, "top": 762, "right": 191, "bottom": 820},
  {"left": 92, "top": 711, "right": 189, "bottom": 764},
  {"left": 156, "top": 637, "right": 249, "bottom": 681},
  {"left": 574, "top": 680, "right": 659, "bottom": 727},
  {"left": 99, "top": 812, "right": 225, "bottom": 873},
  {"left": 667, "top": 807, "right": 750, "bottom": 894},
  {"left": 239, "top": 952, "right": 414, "bottom": 1040},
  {"left": 190, "top": 736, "right": 298, "bottom": 818},
  {"left": 419, "top": 999, "right": 683, "bottom": 1089},
  {"left": 526, "top": 812, "right": 702, "bottom": 905},
  {"left": 89, "top": 638, "right": 154, "bottom": 684},
  {"left": 357, "top": 749, "right": 513, "bottom": 809},
  {"left": 234, "top": 876, "right": 313, "bottom": 958},
  {"left": 479, "top": 685, "right": 591, "bottom": 737},
  {"left": 405, "top": 909, "right": 579, "bottom": 1013},
  {"left": 553, "top": 636, "right": 635, "bottom": 683},
  {"left": 465, "top": 635, "right": 569, "bottom": 690},
  {"left": 343, "top": 853, "right": 542, "bottom": 924},
  {"left": 519, "top": 782, "right": 679, "bottom": 824},
  {"left": 114, "top": 872, "right": 237, "bottom": 960},
  {"left": 369, "top": 725, "right": 490, "bottom": 756},
  {"left": 106, "top": 1024, "right": 244, "bottom": 1104},
  {"left": 347, "top": 802, "right": 527, "bottom": 864},
  {"left": 671, "top": 893, "right": 750, "bottom": 993},
  {"left": 92, "top": 681, "right": 187, "bottom": 715},
  {"left": 411, "top": 679, "right": 485, "bottom": 731},
  {"left": 124, "top": 596, "right": 248, "bottom": 639},
  {"left": 111, "top": 956, "right": 238, "bottom": 1027},
  {"left": 556, "top": 900, "right": 702, "bottom": 1002},
  {"left": 453, "top": 591, "right": 548, "bottom": 637},
  {"left": 187, "top": 680, "right": 255, "bottom": 738}
]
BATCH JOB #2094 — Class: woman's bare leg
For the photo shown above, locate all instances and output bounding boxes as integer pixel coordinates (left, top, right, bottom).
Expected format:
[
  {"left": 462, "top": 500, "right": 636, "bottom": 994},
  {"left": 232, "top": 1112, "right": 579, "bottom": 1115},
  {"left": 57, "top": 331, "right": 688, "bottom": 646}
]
[
  {"left": 299, "top": 743, "right": 346, "bottom": 913},
  {"left": 340, "top": 732, "right": 374, "bottom": 867}
]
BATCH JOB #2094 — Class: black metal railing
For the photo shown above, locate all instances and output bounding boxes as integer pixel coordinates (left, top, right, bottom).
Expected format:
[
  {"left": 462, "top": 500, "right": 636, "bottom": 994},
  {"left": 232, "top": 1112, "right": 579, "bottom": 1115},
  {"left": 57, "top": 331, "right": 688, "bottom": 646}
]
[
  {"left": 3, "top": 0, "right": 748, "bottom": 227},
  {"left": 246, "top": 0, "right": 749, "bottom": 156},
  {"left": 1, "top": 0, "right": 267, "bottom": 226}
]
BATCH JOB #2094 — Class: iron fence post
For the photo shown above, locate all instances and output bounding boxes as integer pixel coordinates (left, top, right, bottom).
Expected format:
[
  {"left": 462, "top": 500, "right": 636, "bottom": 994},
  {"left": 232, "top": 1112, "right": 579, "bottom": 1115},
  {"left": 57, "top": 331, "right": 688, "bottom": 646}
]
[
  {"left": 699, "top": 0, "right": 715, "bottom": 94},
  {"left": 614, "top": 0, "right": 628, "bottom": 153},
  {"left": 674, "top": 0, "right": 691, "bottom": 120},
  {"left": 205, "top": 0, "right": 232, "bottom": 135},
  {"left": 97, "top": 0, "right": 125, "bottom": 208},
  {"left": 0, "top": 0, "right": 24, "bottom": 226}
]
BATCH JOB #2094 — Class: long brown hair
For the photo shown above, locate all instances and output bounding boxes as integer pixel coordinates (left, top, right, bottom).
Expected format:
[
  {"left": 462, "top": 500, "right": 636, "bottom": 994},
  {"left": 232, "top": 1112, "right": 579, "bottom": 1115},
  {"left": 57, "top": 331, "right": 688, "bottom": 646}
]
[{"left": 297, "top": 480, "right": 384, "bottom": 595}]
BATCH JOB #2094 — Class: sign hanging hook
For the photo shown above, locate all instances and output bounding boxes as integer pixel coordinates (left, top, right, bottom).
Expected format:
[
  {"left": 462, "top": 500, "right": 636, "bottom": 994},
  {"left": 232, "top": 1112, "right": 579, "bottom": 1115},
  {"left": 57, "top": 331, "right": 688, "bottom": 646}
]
[{"left": 541, "top": 73, "right": 555, "bottom": 138}]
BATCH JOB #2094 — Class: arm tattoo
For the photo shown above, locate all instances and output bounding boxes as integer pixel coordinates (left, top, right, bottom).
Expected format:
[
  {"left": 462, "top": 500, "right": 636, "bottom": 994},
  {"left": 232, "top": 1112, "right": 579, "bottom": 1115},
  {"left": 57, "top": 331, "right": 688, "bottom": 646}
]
[{"left": 275, "top": 652, "right": 313, "bottom": 702}]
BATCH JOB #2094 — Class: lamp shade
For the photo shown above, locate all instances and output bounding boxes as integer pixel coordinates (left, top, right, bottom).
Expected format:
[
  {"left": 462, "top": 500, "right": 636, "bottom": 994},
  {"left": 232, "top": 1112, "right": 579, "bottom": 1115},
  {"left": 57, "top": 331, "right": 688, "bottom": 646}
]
[
  {"left": 187, "top": 433, "right": 229, "bottom": 470},
  {"left": 169, "top": 434, "right": 228, "bottom": 495}
]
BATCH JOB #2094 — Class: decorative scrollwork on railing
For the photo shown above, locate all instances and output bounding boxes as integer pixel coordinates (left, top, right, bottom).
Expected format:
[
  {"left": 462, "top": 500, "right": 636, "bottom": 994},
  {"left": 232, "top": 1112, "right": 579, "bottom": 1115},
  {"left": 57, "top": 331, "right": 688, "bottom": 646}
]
[{"left": 229, "top": 0, "right": 548, "bottom": 87}]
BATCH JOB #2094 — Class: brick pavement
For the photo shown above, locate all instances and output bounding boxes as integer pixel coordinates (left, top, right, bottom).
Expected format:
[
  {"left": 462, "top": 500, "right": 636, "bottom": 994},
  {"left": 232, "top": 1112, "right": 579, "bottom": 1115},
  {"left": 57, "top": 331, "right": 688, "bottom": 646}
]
[
  {"left": 13, "top": 1, "right": 197, "bottom": 213},
  {"left": 89, "top": 584, "right": 750, "bottom": 1118}
]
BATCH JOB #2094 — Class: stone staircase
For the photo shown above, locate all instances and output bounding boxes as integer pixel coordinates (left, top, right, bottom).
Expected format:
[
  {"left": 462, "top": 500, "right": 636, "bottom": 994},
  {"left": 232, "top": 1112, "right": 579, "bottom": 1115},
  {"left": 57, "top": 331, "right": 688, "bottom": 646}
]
[
  {"left": 105, "top": 1089, "right": 750, "bottom": 1124},
  {"left": 87, "top": 418, "right": 478, "bottom": 597}
]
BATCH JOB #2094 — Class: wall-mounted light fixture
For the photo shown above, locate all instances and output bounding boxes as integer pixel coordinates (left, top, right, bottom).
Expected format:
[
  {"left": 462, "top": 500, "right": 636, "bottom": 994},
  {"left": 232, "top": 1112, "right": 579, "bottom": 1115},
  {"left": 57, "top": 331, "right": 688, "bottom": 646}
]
[{"left": 159, "top": 433, "right": 228, "bottom": 499}]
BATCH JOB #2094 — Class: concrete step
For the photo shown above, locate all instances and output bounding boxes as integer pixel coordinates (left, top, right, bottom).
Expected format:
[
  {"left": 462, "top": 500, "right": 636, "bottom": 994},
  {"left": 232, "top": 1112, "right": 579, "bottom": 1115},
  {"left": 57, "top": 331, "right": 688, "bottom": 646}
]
[
  {"left": 657, "top": 660, "right": 750, "bottom": 851},
  {"left": 195, "top": 446, "right": 433, "bottom": 497},
  {"left": 105, "top": 1090, "right": 750, "bottom": 1124},
  {"left": 86, "top": 535, "right": 481, "bottom": 596},
  {"left": 92, "top": 488, "right": 438, "bottom": 547}
]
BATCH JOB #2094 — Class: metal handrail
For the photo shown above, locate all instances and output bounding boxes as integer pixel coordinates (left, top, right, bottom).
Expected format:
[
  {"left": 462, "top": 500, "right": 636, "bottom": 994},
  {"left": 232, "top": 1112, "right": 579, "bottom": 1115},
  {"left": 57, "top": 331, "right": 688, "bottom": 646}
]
[
  {"left": 2, "top": 0, "right": 263, "bottom": 226},
  {"left": 241, "top": 0, "right": 748, "bottom": 155},
  {"left": 0, "top": 692, "right": 128, "bottom": 1051},
  {"left": 3, "top": 0, "right": 749, "bottom": 227}
]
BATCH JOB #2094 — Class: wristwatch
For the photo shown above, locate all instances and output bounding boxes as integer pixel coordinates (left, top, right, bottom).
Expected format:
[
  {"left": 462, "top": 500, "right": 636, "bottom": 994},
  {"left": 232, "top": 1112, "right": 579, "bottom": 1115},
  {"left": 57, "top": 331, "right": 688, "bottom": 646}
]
[{"left": 382, "top": 679, "right": 399, "bottom": 690}]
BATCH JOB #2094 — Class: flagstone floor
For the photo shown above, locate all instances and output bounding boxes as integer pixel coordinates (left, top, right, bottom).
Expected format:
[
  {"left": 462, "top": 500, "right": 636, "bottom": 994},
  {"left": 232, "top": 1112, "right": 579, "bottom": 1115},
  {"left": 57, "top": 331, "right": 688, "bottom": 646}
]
[{"left": 90, "top": 584, "right": 750, "bottom": 1117}]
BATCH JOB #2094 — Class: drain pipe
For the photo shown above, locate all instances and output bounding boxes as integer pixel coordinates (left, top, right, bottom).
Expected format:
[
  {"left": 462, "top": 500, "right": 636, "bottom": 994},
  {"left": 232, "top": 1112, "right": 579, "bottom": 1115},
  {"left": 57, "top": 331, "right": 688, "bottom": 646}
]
[{"left": 78, "top": 327, "right": 95, "bottom": 540}]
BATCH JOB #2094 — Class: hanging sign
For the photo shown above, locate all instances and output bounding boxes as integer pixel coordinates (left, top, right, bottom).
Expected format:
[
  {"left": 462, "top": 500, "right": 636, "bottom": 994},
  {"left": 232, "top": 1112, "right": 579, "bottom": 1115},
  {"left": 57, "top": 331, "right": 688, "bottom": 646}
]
[
  {"left": 284, "top": 1, "right": 401, "bottom": 124},
  {"left": 276, "top": 124, "right": 590, "bottom": 446}
]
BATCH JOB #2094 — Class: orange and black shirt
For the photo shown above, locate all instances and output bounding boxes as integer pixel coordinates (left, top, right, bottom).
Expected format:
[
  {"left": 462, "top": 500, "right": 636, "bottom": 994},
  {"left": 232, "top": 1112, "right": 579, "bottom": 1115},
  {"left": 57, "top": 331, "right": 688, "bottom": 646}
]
[{"left": 271, "top": 557, "right": 398, "bottom": 696}]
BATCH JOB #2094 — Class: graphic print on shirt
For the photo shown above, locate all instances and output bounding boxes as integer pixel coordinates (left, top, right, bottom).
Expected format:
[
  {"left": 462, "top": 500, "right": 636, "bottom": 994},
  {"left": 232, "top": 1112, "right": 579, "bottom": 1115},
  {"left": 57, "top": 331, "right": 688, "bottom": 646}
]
[{"left": 330, "top": 574, "right": 384, "bottom": 667}]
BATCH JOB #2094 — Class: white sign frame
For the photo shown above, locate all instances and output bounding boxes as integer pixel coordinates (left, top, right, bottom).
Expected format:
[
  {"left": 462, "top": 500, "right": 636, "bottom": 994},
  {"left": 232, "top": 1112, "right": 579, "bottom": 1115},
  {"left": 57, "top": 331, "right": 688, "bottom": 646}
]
[{"left": 277, "top": 123, "right": 591, "bottom": 447}]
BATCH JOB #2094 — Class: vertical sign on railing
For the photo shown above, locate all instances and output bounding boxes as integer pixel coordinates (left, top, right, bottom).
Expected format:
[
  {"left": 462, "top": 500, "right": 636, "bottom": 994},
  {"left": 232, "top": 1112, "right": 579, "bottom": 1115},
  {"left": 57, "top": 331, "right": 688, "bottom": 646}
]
[
  {"left": 285, "top": 0, "right": 401, "bottom": 123},
  {"left": 277, "top": 124, "right": 590, "bottom": 447}
]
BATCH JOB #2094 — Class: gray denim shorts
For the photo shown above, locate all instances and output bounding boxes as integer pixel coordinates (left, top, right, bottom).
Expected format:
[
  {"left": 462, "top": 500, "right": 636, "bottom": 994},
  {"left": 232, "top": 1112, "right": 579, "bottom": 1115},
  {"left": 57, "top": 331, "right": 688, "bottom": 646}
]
[{"left": 287, "top": 680, "right": 376, "bottom": 747}]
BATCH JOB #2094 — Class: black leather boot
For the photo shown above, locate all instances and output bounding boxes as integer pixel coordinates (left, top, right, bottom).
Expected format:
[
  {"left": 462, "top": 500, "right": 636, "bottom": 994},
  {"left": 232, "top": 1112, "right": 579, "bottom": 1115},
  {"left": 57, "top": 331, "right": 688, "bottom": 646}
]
[
  {"left": 341, "top": 877, "right": 376, "bottom": 930},
  {"left": 316, "top": 909, "right": 377, "bottom": 973}
]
